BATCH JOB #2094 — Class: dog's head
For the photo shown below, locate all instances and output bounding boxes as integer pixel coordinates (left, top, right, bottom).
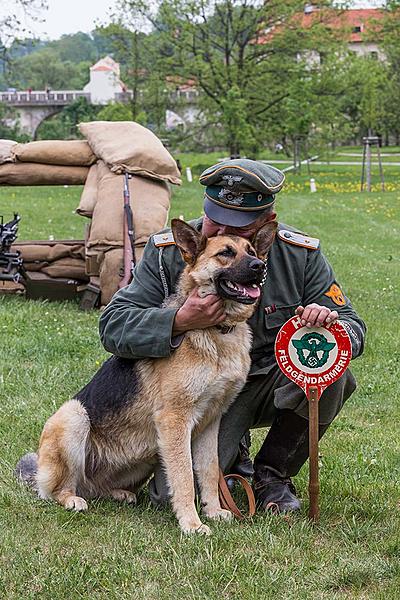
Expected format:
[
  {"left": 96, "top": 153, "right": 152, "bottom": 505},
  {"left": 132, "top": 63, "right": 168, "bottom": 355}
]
[{"left": 171, "top": 218, "right": 277, "bottom": 308}]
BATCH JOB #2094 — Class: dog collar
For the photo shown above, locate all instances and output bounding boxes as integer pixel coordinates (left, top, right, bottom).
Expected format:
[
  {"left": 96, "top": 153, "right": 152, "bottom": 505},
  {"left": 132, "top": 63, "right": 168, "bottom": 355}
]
[{"left": 216, "top": 324, "right": 236, "bottom": 334}]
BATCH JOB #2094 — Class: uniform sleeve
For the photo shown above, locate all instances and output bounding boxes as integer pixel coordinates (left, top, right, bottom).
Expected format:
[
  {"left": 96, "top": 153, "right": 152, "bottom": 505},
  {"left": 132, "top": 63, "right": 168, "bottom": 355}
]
[
  {"left": 99, "top": 239, "right": 179, "bottom": 359},
  {"left": 303, "top": 247, "right": 366, "bottom": 359}
]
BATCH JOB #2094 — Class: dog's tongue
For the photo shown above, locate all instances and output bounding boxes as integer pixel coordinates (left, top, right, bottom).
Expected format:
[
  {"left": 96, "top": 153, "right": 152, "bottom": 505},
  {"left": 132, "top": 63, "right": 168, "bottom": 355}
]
[{"left": 237, "top": 284, "right": 261, "bottom": 299}]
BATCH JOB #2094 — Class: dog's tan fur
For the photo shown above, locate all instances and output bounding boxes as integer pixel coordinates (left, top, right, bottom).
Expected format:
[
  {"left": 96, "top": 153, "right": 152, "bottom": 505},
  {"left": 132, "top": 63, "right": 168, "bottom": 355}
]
[{"left": 28, "top": 219, "right": 276, "bottom": 534}]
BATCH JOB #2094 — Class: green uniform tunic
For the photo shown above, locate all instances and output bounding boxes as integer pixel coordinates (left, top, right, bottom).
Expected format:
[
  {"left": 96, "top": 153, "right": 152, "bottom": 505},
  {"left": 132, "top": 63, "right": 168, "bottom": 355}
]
[{"left": 99, "top": 218, "right": 366, "bottom": 372}]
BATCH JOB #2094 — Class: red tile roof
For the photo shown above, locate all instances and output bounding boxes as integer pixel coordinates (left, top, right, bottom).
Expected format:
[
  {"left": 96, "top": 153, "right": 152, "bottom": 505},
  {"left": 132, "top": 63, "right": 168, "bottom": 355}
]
[{"left": 257, "top": 7, "right": 385, "bottom": 45}]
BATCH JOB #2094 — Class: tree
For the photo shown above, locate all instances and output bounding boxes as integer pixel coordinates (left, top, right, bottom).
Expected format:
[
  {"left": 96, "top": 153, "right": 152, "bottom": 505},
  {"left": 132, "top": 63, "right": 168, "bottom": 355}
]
[
  {"left": 379, "top": 2, "right": 400, "bottom": 143},
  {"left": 97, "top": 101, "right": 144, "bottom": 122},
  {"left": 0, "top": 102, "right": 29, "bottom": 140},
  {"left": 0, "top": 1, "right": 47, "bottom": 66},
  {"left": 36, "top": 97, "right": 100, "bottom": 140},
  {"left": 5, "top": 48, "right": 90, "bottom": 89},
  {"left": 113, "top": 0, "right": 342, "bottom": 155}
]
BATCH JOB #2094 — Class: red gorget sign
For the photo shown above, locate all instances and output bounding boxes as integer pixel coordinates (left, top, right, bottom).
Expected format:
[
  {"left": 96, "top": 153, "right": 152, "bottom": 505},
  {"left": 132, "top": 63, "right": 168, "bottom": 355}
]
[{"left": 274, "top": 315, "right": 352, "bottom": 397}]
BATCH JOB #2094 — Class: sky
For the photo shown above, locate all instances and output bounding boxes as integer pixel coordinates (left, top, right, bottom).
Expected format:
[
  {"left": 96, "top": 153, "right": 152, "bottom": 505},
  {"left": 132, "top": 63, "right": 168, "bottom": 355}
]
[
  {"left": 1, "top": 0, "right": 387, "bottom": 42},
  {"left": 33, "top": 0, "right": 116, "bottom": 39}
]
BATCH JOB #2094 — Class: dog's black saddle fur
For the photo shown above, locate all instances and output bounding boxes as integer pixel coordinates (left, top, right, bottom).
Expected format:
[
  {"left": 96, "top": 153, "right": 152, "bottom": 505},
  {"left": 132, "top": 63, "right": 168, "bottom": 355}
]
[{"left": 75, "top": 356, "right": 141, "bottom": 424}]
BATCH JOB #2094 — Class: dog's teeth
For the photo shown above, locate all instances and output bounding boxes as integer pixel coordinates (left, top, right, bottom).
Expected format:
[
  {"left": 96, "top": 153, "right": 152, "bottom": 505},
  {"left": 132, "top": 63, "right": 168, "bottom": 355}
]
[{"left": 252, "top": 284, "right": 258, "bottom": 288}]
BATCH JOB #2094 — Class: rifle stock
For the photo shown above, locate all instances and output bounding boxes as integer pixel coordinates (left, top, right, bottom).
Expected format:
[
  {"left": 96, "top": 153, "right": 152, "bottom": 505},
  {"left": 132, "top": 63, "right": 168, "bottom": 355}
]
[{"left": 119, "top": 173, "right": 136, "bottom": 289}]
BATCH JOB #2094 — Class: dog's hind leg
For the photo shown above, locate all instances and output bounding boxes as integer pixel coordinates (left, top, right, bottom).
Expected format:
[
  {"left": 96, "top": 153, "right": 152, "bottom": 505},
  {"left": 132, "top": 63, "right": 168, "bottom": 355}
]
[
  {"left": 155, "top": 412, "right": 210, "bottom": 535},
  {"left": 105, "top": 462, "right": 154, "bottom": 505},
  {"left": 192, "top": 418, "right": 233, "bottom": 522},
  {"left": 36, "top": 400, "right": 90, "bottom": 511}
]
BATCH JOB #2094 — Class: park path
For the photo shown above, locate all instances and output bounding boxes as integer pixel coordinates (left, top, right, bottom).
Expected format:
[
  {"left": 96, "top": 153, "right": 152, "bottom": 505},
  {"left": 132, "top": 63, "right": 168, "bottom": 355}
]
[{"left": 266, "top": 159, "right": 400, "bottom": 166}]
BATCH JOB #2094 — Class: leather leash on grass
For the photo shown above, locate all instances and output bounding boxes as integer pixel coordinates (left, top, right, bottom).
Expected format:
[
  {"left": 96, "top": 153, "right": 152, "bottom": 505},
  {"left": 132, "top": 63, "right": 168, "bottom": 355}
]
[{"left": 218, "top": 470, "right": 256, "bottom": 519}]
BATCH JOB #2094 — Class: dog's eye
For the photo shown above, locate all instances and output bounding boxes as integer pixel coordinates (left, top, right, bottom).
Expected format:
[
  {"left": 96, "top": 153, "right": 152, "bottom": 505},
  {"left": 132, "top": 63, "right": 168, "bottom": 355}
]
[
  {"left": 247, "top": 248, "right": 256, "bottom": 257},
  {"left": 216, "top": 246, "right": 237, "bottom": 258}
]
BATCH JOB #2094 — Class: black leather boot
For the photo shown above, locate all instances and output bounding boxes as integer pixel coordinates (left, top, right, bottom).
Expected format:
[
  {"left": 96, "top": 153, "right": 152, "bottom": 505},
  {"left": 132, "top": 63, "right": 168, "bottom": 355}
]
[
  {"left": 230, "top": 431, "right": 254, "bottom": 479},
  {"left": 253, "top": 410, "right": 329, "bottom": 513}
]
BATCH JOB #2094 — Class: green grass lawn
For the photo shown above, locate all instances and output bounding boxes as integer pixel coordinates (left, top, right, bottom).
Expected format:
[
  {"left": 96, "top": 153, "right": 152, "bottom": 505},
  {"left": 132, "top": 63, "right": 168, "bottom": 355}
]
[{"left": 0, "top": 160, "right": 399, "bottom": 599}]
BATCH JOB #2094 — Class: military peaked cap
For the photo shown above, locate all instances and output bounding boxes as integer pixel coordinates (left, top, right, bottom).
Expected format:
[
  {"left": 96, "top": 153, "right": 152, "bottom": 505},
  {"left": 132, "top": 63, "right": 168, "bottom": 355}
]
[{"left": 199, "top": 159, "right": 285, "bottom": 227}]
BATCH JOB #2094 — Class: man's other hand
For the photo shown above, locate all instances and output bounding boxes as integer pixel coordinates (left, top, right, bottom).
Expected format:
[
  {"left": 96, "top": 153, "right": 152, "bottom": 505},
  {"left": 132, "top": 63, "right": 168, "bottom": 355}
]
[
  {"left": 296, "top": 304, "right": 339, "bottom": 328},
  {"left": 172, "top": 288, "right": 226, "bottom": 334}
]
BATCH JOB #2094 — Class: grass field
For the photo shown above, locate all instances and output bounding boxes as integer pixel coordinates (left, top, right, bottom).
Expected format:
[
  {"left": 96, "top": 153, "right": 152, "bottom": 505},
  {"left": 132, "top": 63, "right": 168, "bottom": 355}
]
[{"left": 0, "top": 158, "right": 399, "bottom": 599}]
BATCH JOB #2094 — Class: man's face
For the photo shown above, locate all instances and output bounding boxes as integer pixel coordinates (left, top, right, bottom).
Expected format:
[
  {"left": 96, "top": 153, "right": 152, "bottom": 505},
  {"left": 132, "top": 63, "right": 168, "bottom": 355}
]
[{"left": 202, "top": 213, "right": 275, "bottom": 240}]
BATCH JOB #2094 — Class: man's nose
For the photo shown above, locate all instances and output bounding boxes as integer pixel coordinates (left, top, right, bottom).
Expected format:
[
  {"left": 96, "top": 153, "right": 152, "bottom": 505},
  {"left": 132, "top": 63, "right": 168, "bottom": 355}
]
[{"left": 216, "top": 225, "right": 232, "bottom": 235}]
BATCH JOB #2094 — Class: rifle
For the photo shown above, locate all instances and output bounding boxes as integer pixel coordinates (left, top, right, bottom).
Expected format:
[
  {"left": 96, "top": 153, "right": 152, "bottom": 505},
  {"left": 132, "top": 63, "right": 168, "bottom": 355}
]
[
  {"left": 118, "top": 172, "right": 136, "bottom": 289},
  {"left": 0, "top": 213, "right": 24, "bottom": 283}
]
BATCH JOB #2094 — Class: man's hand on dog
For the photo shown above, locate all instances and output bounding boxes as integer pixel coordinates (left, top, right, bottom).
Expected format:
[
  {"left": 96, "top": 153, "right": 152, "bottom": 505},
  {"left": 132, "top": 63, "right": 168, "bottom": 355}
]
[
  {"left": 174, "top": 294, "right": 338, "bottom": 334},
  {"left": 296, "top": 304, "right": 339, "bottom": 328},
  {"left": 173, "top": 288, "right": 226, "bottom": 334}
]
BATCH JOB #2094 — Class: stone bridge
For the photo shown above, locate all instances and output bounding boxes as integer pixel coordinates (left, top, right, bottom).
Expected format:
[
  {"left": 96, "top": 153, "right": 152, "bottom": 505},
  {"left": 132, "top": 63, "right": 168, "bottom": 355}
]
[
  {"left": 0, "top": 90, "right": 92, "bottom": 138},
  {"left": 0, "top": 87, "right": 200, "bottom": 138}
]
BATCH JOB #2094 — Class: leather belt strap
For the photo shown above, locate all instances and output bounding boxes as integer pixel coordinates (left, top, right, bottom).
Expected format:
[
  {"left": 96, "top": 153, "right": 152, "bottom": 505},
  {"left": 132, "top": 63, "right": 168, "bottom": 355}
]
[{"left": 218, "top": 469, "right": 256, "bottom": 520}]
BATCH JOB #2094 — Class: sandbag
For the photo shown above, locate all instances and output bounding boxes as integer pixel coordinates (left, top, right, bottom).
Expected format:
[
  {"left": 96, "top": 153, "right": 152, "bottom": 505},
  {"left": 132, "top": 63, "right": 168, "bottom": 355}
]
[
  {"left": 0, "top": 162, "right": 89, "bottom": 186},
  {"left": 76, "top": 163, "right": 98, "bottom": 217},
  {"left": 13, "top": 241, "right": 85, "bottom": 262},
  {"left": 87, "top": 161, "right": 170, "bottom": 250},
  {"left": 22, "top": 257, "right": 87, "bottom": 280},
  {"left": 12, "top": 140, "right": 96, "bottom": 166},
  {"left": 0, "top": 279, "right": 24, "bottom": 294},
  {"left": 41, "top": 258, "right": 87, "bottom": 280},
  {"left": 79, "top": 121, "right": 181, "bottom": 185},
  {"left": 0, "top": 139, "right": 17, "bottom": 164}
]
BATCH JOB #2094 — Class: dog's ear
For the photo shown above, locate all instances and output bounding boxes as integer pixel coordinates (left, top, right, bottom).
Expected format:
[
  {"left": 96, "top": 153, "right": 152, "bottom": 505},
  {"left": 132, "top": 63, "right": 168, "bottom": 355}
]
[
  {"left": 252, "top": 220, "right": 277, "bottom": 259},
  {"left": 171, "top": 219, "right": 206, "bottom": 264}
]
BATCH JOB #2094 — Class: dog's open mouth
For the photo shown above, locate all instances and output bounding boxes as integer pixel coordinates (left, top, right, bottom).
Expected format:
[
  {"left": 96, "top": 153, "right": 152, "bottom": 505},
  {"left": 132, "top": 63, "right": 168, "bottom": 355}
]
[{"left": 216, "top": 278, "right": 261, "bottom": 304}]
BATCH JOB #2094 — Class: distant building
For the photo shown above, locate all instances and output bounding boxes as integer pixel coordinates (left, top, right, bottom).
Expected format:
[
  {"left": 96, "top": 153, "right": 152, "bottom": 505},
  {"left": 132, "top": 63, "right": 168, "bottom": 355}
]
[
  {"left": 338, "top": 8, "right": 385, "bottom": 59},
  {"left": 257, "top": 6, "right": 386, "bottom": 62},
  {"left": 83, "top": 56, "right": 126, "bottom": 104}
]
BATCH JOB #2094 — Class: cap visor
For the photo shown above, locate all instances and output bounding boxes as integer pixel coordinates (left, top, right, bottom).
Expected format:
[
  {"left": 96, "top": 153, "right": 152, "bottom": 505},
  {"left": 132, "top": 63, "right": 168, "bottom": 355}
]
[{"left": 204, "top": 198, "right": 265, "bottom": 227}]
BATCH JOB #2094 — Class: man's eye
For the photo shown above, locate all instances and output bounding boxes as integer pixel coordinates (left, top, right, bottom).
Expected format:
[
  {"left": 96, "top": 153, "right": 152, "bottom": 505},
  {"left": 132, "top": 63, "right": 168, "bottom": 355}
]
[{"left": 217, "top": 247, "right": 236, "bottom": 258}]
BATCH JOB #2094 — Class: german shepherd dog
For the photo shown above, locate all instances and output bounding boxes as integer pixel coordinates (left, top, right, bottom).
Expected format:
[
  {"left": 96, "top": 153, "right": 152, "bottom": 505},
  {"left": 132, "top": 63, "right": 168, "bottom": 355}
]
[{"left": 16, "top": 218, "right": 276, "bottom": 534}]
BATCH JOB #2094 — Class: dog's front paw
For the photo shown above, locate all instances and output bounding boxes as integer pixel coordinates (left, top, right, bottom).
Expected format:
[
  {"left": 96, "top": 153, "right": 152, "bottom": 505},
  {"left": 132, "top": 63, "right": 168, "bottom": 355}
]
[
  {"left": 179, "top": 519, "right": 211, "bottom": 536},
  {"left": 64, "top": 496, "right": 88, "bottom": 511},
  {"left": 204, "top": 507, "right": 233, "bottom": 522}
]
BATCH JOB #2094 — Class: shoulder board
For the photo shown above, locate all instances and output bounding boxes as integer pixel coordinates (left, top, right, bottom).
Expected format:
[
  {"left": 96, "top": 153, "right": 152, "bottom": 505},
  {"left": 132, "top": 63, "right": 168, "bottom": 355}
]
[
  {"left": 153, "top": 232, "right": 176, "bottom": 247},
  {"left": 278, "top": 229, "right": 319, "bottom": 250}
]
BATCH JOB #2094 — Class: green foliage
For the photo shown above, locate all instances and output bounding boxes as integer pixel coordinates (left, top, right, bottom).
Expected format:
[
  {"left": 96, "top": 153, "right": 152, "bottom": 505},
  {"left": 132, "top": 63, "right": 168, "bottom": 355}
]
[
  {"left": 0, "top": 102, "right": 29, "bottom": 141},
  {"left": 46, "top": 32, "right": 99, "bottom": 63},
  {"left": 97, "top": 102, "right": 134, "bottom": 121},
  {"left": 114, "top": 0, "right": 346, "bottom": 155},
  {"left": 36, "top": 97, "right": 100, "bottom": 140},
  {"left": 5, "top": 48, "right": 91, "bottom": 90}
]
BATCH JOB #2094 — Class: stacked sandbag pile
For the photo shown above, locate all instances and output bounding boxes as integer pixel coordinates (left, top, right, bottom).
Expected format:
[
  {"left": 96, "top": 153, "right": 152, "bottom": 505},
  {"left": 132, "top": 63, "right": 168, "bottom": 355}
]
[
  {"left": 0, "top": 139, "right": 94, "bottom": 185},
  {"left": 0, "top": 122, "right": 181, "bottom": 306},
  {"left": 12, "top": 240, "right": 87, "bottom": 279},
  {"left": 77, "top": 121, "right": 181, "bottom": 305}
]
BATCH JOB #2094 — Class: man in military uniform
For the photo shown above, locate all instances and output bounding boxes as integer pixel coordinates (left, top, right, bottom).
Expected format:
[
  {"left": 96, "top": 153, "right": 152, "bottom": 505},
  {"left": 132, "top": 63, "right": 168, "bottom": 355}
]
[{"left": 99, "top": 159, "right": 366, "bottom": 513}]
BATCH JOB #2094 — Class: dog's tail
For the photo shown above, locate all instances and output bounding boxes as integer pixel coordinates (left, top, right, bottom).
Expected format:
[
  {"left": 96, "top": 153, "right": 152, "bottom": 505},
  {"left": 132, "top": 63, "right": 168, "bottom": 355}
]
[{"left": 15, "top": 452, "right": 38, "bottom": 489}]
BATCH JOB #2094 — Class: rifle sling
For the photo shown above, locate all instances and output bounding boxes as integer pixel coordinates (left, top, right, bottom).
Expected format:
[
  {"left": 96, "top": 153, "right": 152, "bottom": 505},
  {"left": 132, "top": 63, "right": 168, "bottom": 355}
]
[{"left": 124, "top": 202, "right": 136, "bottom": 265}]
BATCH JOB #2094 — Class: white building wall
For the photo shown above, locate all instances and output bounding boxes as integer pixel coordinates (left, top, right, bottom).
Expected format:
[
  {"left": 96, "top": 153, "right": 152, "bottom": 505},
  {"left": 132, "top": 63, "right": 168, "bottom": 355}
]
[{"left": 83, "top": 70, "right": 124, "bottom": 104}]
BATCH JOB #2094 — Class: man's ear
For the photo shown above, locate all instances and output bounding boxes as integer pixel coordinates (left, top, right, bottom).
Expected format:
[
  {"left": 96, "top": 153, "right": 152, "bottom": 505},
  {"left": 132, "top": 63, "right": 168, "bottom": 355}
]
[
  {"left": 171, "top": 219, "right": 206, "bottom": 264},
  {"left": 252, "top": 220, "right": 277, "bottom": 259}
]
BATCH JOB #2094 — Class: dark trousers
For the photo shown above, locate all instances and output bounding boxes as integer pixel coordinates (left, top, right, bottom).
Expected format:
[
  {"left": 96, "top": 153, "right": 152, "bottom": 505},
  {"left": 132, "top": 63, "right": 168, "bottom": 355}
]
[{"left": 149, "top": 366, "right": 357, "bottom": 505}]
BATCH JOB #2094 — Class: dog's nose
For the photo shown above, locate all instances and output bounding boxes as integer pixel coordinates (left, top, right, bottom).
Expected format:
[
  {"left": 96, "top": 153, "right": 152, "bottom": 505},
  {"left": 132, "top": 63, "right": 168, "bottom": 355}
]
[{"left": 248, "top": 258, "right": 264, "bottom": 272}]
